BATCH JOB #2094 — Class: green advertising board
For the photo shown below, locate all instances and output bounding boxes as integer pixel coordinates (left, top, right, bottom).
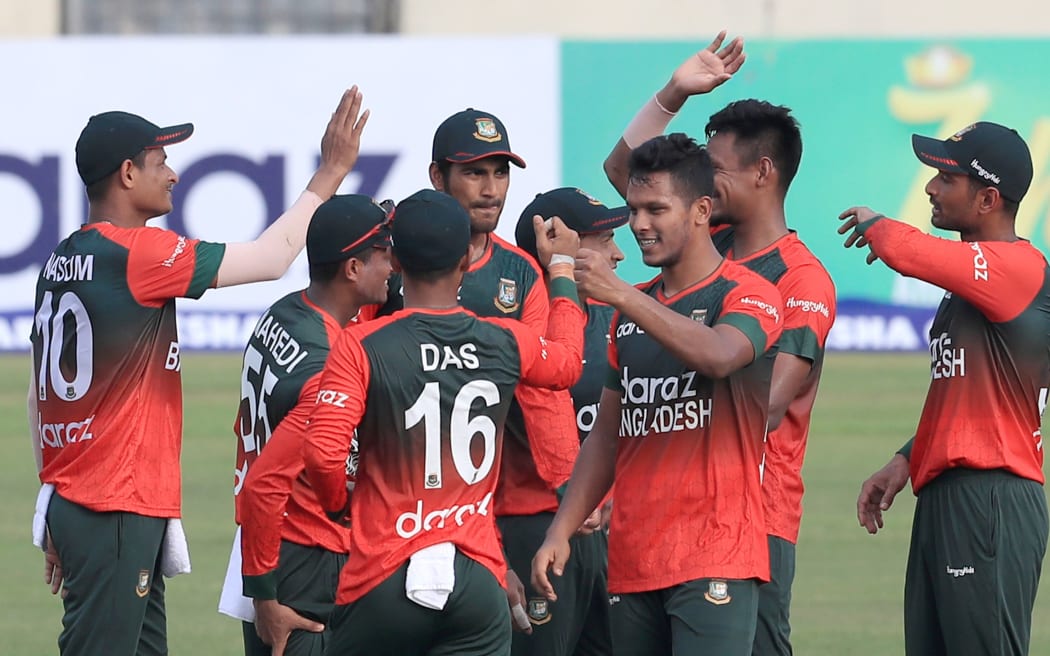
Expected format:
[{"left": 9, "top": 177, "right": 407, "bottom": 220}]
[{"left": 562, "top": 39, "right": 1050, "bottom": 306}]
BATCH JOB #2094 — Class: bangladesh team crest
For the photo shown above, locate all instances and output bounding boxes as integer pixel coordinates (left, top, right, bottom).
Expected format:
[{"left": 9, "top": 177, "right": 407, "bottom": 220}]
[
  {"left": 473, "top": 118, "right": 501, "bottom": 143},
  {"left": 136, "top": 569, "right": 151, "bottom": 598},
  {"left": 690, "top": 308, "right": 708, "bottom": 324},
  {"left": 494, "top": 278, "right": 520, "bottom": 313},
  {"left": 704, "top": 579, "right": 731, "bottom": 605},
  {"left": 527, "top": 597, "right": 552, "bottom": 625}
]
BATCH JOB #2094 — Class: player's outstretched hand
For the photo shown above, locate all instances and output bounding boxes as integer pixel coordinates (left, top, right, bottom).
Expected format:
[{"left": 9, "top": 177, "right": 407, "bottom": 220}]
[
  {"left": 43, "top": 530, "right": 65, "bottom": 598},
  {"left": 575, "top": 248, "right": 628, "bottom": 305},
  {"left": 838, "top": 206, "right": 883, "bottom": 265},
  {"left": 531, "top": 536, "right": 571, "bottom": 603},
  {"left": 667, "top": 31, "right": 746, "bottom": 103},
  {"left": 857, "top": 453, "right": 910, "bottom": 535},
  {"left": 308, "top": 86, "right": 371, "bottom": 198},
  {"left": 505, "top": 569, "right": 533, "bottom": 635},
  {"left": 253, "top": 599, "right": 324, "bottom": 656}
]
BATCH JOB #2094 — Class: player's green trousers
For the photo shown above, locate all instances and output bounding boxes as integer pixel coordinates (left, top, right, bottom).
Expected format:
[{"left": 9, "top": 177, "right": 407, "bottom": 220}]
[
  {"left": 753, "top": 534, "right": 796, "bottom": 656},
  {"left": 904, "top": 468, "right": 1048, "bottom": 656},
  {"left": 241, "top": 540, "right": 346, "bottom": 656},
  {"left": 608, "top": 577, "right": 759, "bottom": 655},
  {"left": 47, "top": 492, "right": 168, "bottom": 656},
  {"left": 326, "top": 549, "right": 510, "bottom": 656}
]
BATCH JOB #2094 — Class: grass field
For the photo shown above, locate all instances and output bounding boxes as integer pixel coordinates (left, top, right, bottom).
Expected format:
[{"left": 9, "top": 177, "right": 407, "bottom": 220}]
[{"left": 2, "top": 351, "right": 1049, "bottom": 654}]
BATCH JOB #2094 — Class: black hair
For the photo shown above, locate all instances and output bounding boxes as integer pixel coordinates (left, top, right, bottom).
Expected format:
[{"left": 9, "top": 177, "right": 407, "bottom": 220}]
[
  {"left": 400, "top": 259, "right": 463, "bottom": 283},
  {"left": 705, "top": 99, "right": 803, "bottom": 194},
  {"left": 967, "top": 176, "right": 1020, "bottom": 218},
  {"left": 86, "top": 149, "right": 149, "bottom": 202},
  {"left": 627, "top": 132, "right": 714, "bottom": 204}
]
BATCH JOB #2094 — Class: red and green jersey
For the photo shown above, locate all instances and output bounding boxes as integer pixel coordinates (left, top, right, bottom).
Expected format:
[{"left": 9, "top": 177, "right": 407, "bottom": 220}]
[
  {"left": 572, "top": 301, "right": 616, "bottom": 441},
  {"left": 303, "top": 288, "right": 585, "bottom": 605},
  {"left": 865, "top": 218, "right": 1050, "bottom": 492},
  {"left": 605, "top": 260, "right": 783, "bottom": 593},
  {"left": 379, "top": 234, "right": 579, "bottom": 516},
  {"left": 718, "top": 230, "right": 837, "bottom": 544},
  {"left": 234, "top": 291, "right": 357, "bottom": 596},
  {"left": 233, "top": 290, "right": 342, "bottom": 514},
  {"left": 33, "top": 223, "right": 224, "bottom": 517}
]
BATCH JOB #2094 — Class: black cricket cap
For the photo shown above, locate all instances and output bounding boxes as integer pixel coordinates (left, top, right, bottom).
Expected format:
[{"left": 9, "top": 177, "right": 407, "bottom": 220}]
[
  {"left": 432, "top": 108, "right": 526, "bottom": 168},
  {"left": 75, "top": 111, "right": 194, "bottom": 186},
  {"left": 912, "top": 121, "right": 1033, "bottom": 202},
  {"left": 306, "top": 194, "right": 392, "bottom": 266},
  {"left": 515, "top": 187, "right": 629, "bottom": 261},
  {"left": 391, "top": 189, "right": 471, "bottom": 273}
]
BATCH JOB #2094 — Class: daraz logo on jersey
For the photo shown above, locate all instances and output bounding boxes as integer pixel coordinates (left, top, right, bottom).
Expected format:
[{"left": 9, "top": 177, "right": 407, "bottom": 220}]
[
  {"left": 395, "top": 491, "right": 493, "bottom": 539},
  {"left": 619, "top": 367, "right": 713, "bottom": 437}
]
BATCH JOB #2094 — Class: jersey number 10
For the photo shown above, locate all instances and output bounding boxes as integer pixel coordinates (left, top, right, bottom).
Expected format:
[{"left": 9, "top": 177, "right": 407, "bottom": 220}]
[{"left": 34, "top": 290, "right": 93, "bottom": 402}]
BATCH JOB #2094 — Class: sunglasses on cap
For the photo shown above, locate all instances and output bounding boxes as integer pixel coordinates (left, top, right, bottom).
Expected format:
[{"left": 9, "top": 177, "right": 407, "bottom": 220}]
[{"left": 339, "top": 199, "right": 395, "bottom": 255}]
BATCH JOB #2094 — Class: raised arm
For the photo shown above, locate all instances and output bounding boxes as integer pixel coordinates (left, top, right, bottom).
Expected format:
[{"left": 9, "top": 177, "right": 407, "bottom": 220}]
[
  {"left": 216, "top": 87, "right": 371, "bottom": 287},
  {"left": 839, "top": 207, "right": 1046, "bottom": 322},
  {"left": 604, "top": 32, "right": 745, "bottom": 198},
  {"left": 575, "top": 248, "right": 782, "bottom": 379}
]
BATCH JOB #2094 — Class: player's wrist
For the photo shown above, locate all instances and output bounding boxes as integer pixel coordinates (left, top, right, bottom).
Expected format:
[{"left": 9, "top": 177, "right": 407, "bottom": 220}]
[
  {"left": 623, "top": 95, "right": 677, "bottom": 150},
  {"left": 548, "top": 275, "right": 579, "bottom": 305}
]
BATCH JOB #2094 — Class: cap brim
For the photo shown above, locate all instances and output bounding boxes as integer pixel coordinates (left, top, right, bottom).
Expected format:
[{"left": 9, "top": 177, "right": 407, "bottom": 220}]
[
  {"left": 580, "top": 206, "right": 629, "bottom": 233},
  {"left": 911, "top": 134, "right": 966, "bottom": 174},
  {"left": 148, "top": 123, "right": 194, "bottom": 148},
  {"left": 445, "top": 151, "right": 527, "bottom": 169}
]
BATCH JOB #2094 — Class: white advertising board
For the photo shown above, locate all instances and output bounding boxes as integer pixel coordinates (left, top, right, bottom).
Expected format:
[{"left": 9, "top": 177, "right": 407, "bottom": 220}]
[{"left": 0, "top": 35, "right": 560, "bottom": 350}]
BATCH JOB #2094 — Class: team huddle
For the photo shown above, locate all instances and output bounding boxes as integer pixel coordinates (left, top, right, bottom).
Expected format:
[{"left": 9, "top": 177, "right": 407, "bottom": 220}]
[{"left": 29, "top": 33, "right": 1050, "bottom": 656}]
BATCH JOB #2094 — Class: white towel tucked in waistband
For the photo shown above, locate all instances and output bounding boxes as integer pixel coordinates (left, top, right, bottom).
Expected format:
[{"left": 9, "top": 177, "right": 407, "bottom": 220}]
[{"left": 405, "top": 542, "right": 456, "bottom": 610}]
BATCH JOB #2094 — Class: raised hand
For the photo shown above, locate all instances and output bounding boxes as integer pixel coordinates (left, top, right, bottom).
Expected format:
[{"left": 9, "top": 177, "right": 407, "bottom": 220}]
[
  {"left": 533, "top": 215, "right": 581, "bottom": 268},
  {"left": 308, "top": 86, "right": 371, "bottom": 198},
  {"left": 575, "top": 248, "right": 629, "bottom": 305},
  {"left": 664, "top": 31, "right": 746, "bottom": 109},
  {"left": 838, "top": 206, "right": 884, "bottom": 265}
]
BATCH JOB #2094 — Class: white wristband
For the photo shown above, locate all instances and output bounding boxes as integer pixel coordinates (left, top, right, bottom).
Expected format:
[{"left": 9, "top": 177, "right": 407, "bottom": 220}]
[
  {"left": 623, "top": 95, "right": 677, "bottom": 149},
  {"left": 548, "top": 254, "right": 575, "bottom": 268}
]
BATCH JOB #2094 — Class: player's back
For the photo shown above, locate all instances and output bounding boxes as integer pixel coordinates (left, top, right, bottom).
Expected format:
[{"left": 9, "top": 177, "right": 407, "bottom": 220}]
[
  {"left": 337, "top": 307, "right": 529, "bottom": 603},
  {"left": 233, "top": 290, "right": 339, "bottom": 505}
]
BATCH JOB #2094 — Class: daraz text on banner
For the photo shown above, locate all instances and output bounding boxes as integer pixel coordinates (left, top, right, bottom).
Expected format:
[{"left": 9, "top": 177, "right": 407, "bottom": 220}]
[{"left": 0, "top": 36, "right": 559, "bottom": 352}]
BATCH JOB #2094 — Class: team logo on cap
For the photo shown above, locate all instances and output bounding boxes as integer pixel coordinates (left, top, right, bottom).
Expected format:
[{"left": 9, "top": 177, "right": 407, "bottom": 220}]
[
  {"left": 473, "top": 118, "right": 501, "bottom": 143},
  {"left": 950, "top": 124, "right": 977, "bottom": 141},
  {"left": 495, "top": 278, "right": 520, "bottom": 313},
  {"left": 576, "top": 188, "right": 603, "bottom": 206},
  {"left": 690, "top": 308, "right": 708, "bottom": 324},
  {"left": 136, "top": 569, "right": 151, "bottom": 598},
  {"left": 527, "top": 597, "right": 552, "bottom": 625},
  {"left": 704, "top": 580, "right": 731, "bottom": 605}
]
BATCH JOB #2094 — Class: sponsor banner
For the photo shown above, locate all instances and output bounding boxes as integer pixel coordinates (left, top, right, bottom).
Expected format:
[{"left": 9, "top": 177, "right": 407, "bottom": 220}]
[
  {"left": 0, "top": 299, "right": 937, "bottom": 353},
  {"left": 826, "top": 300, "right": 935, "bottom": 352},
  {"left": 1, "top": 36, "right": 559, "bottom": 352},
  {"left": 561, "top": 39, "right": 1050, "bottom": 307}
]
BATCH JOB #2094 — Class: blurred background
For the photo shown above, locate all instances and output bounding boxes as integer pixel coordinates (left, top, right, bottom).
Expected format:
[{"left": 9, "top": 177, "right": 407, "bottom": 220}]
[{"left": 2, "top": 2, "right": 1049, "bottom": 654}]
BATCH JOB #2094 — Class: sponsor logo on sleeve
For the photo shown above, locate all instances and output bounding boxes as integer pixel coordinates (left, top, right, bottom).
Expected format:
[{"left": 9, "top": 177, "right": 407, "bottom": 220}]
[
  {"left": 739, "top": 296, "right": 780, "bottom": 323},
  {"left": 785, "top": 297, "right": 831, "bottom": 318},
  {"left": 161, "top": 236, "right": 188, "bottom": 268}
]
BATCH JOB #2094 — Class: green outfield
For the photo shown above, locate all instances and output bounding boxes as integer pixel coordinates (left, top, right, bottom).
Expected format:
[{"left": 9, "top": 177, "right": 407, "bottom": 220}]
[{"left": 2, "top": 352, "right": 1049, "bottom": 654}]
